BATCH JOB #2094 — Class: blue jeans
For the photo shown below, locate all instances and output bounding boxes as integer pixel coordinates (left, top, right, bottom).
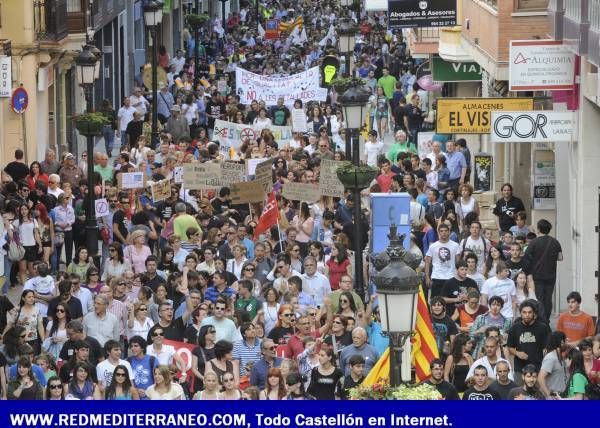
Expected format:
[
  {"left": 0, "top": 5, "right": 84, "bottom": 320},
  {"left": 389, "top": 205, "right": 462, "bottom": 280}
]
[
  {"left": 2, "top": 256, "right": 12, "bottom": 293},
  {"left": 102, "top": 125, "right": 115, "bottom": 155}
]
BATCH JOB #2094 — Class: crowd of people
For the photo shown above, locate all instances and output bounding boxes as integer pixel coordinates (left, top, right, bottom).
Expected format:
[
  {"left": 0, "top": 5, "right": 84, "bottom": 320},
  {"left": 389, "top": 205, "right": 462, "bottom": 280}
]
[{"left": 0, "top": 1, "right": 598, "bottom": 401}]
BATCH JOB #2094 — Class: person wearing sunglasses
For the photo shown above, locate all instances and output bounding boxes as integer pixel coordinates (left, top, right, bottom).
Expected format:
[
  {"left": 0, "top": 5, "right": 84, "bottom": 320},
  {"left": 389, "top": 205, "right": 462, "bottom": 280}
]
[
  {"left": 105, "top": 364, "right": 140, "bottom": 400},
  {"left": 248, "top": 339, "right": 283, "bottom": 390},
  {"left": 200, "top": 297, "right": 238, "bottom": 344},
  {"left": 45, "top": 375, "right": 65, "bottom": 400},
  {"left": 267, "top": 304, "right": 296, "bottom": 347},
  {"left": 127, "top": 301, "right": 155, "bottom": 341},
  {"left": 147, "top": 328, "right": 185, "bottom": 369}
]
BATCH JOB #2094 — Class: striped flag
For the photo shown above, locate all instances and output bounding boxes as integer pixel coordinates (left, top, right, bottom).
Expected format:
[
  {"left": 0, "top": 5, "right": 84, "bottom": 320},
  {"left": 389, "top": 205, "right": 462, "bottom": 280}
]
[
  {"left": 279, "top": 16, "right": 303, "bottom": 33},
  {"left": 361, "top": 347, "right": 390, "bottom": 387},
  {"left": 411, "top": 285, "right": 439, "bottom": 382}
]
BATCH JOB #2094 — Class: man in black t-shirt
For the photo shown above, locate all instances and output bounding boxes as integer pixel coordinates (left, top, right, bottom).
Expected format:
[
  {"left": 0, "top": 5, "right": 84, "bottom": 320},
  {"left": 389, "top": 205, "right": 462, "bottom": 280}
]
[
  {"left": 112, "top": 193, "right": 131, "bottom": 244},
  {"left": 270, "top": 97, "right": 291, "bottom": 126},
  {"left": 147, "top": 301, "right": 190, "bottom": 342},
  {"left": 492, "top": 183, "right": 526, "bottom": 232},
  {"left": 4, "top": 149, "right": 29, "bottom": 182},
  {"left": 59, "top": 320, "right": 103, "bottom": 365},
  {"left": 424, "top": 358, "right": 459, "bottom": 400},
  {"left": 441, "top": 260, "right": 478, "bottom": 314},
  {"left": 463, "top": 365, "right": 501, "bottom": 400}
]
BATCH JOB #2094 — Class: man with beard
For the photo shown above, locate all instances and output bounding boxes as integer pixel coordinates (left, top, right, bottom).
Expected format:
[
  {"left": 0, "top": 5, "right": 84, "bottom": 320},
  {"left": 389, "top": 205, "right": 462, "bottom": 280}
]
[
  {"left": 424, "top": 358, "right": 459, "bottom": 400},
  {"left": 507, "top": 300, "right": 550, "bottom": 384},
  {"left": 462, "top": 365, "right": 501, "bottom": 400},
  {"left": 507, "top": 364, "right": 545, "bottom": 400}
]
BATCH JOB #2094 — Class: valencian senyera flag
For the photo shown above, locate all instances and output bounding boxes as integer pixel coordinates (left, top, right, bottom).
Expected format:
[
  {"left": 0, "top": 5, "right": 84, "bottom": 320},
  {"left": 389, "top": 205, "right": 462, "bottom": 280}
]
[{"left": 411, "top": 285, "right": 439, "bottom": 382}]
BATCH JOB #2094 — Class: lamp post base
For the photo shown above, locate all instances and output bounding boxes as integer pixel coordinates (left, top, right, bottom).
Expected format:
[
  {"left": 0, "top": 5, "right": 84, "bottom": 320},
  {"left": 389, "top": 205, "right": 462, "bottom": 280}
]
[{"left": 389, "top": 331, "right": 412, "bottom": 387}]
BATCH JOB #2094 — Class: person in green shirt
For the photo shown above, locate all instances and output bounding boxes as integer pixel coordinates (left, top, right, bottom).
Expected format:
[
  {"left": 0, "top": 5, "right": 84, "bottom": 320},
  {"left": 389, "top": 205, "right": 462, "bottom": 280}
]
[
  {"left": 377, "top": 67, "right": 397, "bottom": 100},
  {"left": 173, "top": 202, "right": 202, "bottom": 243},
  {"left": 93, "top": 153, "right": 114, "bottom": 184},
  {"left": 234, "top": 279, "right": 259, "bottom": 319},
  {"left": 562, "top": 348, "right": 589, "bottom": 400},
  {"left": 387, "top": 129, "right": 416, "bottom": 163}
]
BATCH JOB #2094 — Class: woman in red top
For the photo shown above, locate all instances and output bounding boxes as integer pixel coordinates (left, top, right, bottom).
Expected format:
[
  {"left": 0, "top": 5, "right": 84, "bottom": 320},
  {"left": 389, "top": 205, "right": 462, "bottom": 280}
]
[
  {"left": 326, "top": 243, "right": 352, "bottom": 291},
  {"left": 26, "top": 161, "right": 49, "bottom": 190}
]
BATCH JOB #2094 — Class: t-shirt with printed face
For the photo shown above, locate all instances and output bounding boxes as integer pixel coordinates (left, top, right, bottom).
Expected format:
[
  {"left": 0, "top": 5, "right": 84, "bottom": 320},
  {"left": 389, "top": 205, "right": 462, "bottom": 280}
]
[{"left": 426, "top": 240, "right": 460, "bottom": 280}]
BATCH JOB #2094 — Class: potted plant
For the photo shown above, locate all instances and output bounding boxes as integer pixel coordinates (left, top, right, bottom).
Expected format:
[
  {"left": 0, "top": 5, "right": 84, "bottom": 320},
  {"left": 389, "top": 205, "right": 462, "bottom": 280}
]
[
  {"left": 349, "top": 381, "right": 442, "bottom": 400},
  {"left": 73, "top": 112, "right": 110, "bottom": 137},
  {"left": 186, "top": 13, "right": 210, "bottom": 30},
  {"left": 330, "top": 77, "right": 366, "bottom": 94},
  {"left": 336, "top": 161, "right": 378, "bottom": 189}
]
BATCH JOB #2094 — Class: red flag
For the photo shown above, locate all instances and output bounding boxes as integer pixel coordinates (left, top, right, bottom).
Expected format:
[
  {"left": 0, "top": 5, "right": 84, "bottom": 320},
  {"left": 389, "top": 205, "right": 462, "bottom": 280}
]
[
  {"left": 163, "top": 339, "right": 196, "bottom": 392},
  {"left": 411, "top": 285, "right": 440, "bottom": 382},
  {"left": 254, "top": 192, "right": 279, "bottom": 238}
]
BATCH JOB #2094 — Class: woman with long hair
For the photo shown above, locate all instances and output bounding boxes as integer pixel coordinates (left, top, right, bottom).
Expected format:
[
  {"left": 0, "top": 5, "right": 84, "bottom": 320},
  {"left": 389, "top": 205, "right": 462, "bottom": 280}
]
[
  {"left": 205, "top": 340, "right": 239, "bottom": 389},
  {"left": 137, "top": 286, "right": 159, "bottom": 323},
  {"left": 514, "top": 271, "right": 537, "bottom": 304},
  {"left": 538, "top": 331, "right": 568, "bottom": 398},
  {"left": 268, "top": 304, "right": 295, "bottom": 347},
  {"left": 307, "top": 347, "right": 343, "bottom": 400},
  {"left": 43, "top": 303, "right": 71, "bottom": 360},
  {"left": 191, "top": 324, "right": 216, "bottom": 392},
  {"left": 261, "top": 287, "right": 281, "bottom": 337},
  {"left": 35, "top": 203, "right": 54, "bottom": 266},
  {"left": 7, "top": 356, "right": 44, "bottom": 399},
  {"left": 0, "top": 326, "right": 27, "bottom": 365},
  {"left": 484, "top": 244, "right": 506, "bottom": 279},
  {"left": 158, "top": 246, "right": 177, "bottom": 275},
  {"left": 259, "top": 368, "right": 286, "bottom": 400},
  {"left": 67, "top": 246, "right": 96, "bottom": 281},
  {"left": 444, "top": 334, "right": 474, "bottom": 393},
  {"left": 192, "top": 371, "right": 220, "bottom": 400},
  {"left": 45, "top": 375, "right": 65, "bottom": 400},
  {"left": 232, "top": 262, "right": 261, "bottom": 298},
  {"left": 292, "top": 202, "right": 314, "bottom": 257},
  {"left": 219, "top": 372, "right": 243, "bottom": 400},
  {"left": 146, "top": 365, "right": 185, "bottom": 400},
  {"left": 308, "top": 241, "right": 328, "bottom": 275},
  {"left": 337, "top": 291, "right": 358, "bottom": 320},
  {"left": 84, "top": 266, "right": 103, "bottom": 295},
  {"left": 226, "top": 244, "right": 248, "bottom": 280},
  {"left": 326, "top": 243, "right": 352, "bottom": 291},
  {"left": 27, "top": 161, "right": 49, "bottom": 190},
  {"left": 287, "top": 244, "right": 303, "bottom": 274},
  {"left": 67, "top": 362, "right": 101, "bottom": 400},
  {"left": 102, "top": 242, "right": 131, "bottom": 282},
  {"left": 4, "top": 290, "right": 44, "bottom": 354},
  {"left": 127, "top": 301, "right": 155, "bottom": 340},
  {"left": 11, "top": 204, "right": 43, "bottom": 284},
  {"left": 307, "top": 105, "right": 325, "bottom": 134},
  {"left": 562, "top": 348, "right": 589, "bottom": 400},
  {"left": 579, "top": 338, "right": 600, "bottom": 383},
  {"left": 105, "top": 365, "right": 140, "bottom": 400}
]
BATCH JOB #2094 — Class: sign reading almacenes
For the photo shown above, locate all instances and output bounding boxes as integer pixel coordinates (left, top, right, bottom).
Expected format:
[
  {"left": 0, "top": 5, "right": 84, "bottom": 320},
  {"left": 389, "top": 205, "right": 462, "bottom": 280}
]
[{"left": 388, "top": 0, "right": 457, "bottom": 28}]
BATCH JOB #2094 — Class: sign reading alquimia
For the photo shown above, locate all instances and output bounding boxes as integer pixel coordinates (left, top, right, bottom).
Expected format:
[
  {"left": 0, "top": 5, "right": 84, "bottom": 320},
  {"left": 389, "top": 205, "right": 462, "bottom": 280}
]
[{"left": 388, "top": 0, "right": 457, "bottom": 29}]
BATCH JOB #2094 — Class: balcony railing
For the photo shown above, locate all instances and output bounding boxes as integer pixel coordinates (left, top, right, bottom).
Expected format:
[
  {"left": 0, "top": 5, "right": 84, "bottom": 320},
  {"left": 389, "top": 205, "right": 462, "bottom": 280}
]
[{"left": 33, "top": 0, "right": 68, "bottom": 41}]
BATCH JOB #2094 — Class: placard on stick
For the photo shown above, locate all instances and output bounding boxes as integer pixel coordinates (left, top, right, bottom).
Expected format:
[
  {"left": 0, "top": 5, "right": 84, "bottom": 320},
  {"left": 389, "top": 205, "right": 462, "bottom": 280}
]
[
  {"left": 219, "top": 162, "right": 246, "bottom": 186},
  {"left": 182, "top": 163, "right": 221, "bottom": 189},
  {"left": 282, "top": 182, "right": 320, "bottom": 202},
  {"left": 318, "top": 159, "right": 345, "bottom": 198},
  {"left": 254, "top": 159, "right": 273, "bottom": 193},
  {"left": 117, "top": 171, "right": 146, "bottom": 190},
  {"left": 230, "top": 181, "right": 265, "bottom": 204},
  {"left": 151, "top": 179, "right": 171, "bottom": 202}
]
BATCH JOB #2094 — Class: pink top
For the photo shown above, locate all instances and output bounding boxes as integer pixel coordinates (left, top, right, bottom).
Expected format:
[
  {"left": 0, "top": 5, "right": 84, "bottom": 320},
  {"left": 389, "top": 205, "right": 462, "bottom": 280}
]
[{"left": 124, "top": 244, "right": 152, "bottom": 274}]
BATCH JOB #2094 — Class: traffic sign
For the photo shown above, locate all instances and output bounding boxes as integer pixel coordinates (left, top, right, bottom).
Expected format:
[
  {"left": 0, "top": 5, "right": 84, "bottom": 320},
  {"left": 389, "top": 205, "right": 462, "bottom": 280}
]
[{"left": 11, "top": 87, "right": 28, "bottom": 114}]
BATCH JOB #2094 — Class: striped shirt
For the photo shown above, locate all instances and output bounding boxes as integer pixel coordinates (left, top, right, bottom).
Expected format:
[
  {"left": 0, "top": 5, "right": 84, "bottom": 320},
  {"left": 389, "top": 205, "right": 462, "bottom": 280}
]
[
  {"left": 107, "top": 298, "right": 129, "bottom": 337},
  {"left": 232, "top": 338, "right": 262, "bottom": 376}
]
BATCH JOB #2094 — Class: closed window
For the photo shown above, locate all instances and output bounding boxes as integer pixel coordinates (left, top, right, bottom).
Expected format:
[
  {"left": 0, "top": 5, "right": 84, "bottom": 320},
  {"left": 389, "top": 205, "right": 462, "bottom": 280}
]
[{"left": 67, "top": 0, "right": 82, "bottom": 13}]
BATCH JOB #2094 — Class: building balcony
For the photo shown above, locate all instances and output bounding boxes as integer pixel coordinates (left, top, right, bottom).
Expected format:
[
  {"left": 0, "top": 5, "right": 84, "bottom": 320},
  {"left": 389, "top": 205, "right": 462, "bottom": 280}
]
[
  {"left": 66, "top": 0, "right": 88, "bottom": 34},
  {"left": 33, "top": 0, "right": 69, "bottom": 42},
  {"left": 562, "top": 0, "right": 589, "bottom": 55}
]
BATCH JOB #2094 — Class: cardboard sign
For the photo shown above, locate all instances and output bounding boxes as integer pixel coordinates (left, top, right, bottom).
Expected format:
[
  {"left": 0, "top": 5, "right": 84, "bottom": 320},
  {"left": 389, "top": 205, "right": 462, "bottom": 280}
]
[
  {"left": 182, "top": 163, "right": 221, "bottom": 189},
  {"left": 246, "top": 158, "right": 269, "bottom": 176},
  {"left": 151, "top": 179, "right": 171, "bottom": 202},
  {"left": 218, "top": 162, "right": 246, "bottom": 186},
  {"left": 173, "top": 166, "right": 184, "bottom": 183},
  {"left": 95, "top": 198, "right": 109, "bottom": 218},
  {"left": 282, "top": 182, "right": 320, "bottom": 202},
  {"left": 292, "top": 109, "right": 308, "bottom": 132},
  {"left": 436, "top": 98, "right": 534, "bottom": 134},
  {"left": 118, "top": 171, "right": 145, "bottom": 189},
  {"left": 230, "top": 181, "right": 265, "bottom": 204},
  {"left": 254, "top": 159, "right": 273, "bottom": 193},
  {"left": 318, "top": 159, "right": 345, "bottom": 198}
]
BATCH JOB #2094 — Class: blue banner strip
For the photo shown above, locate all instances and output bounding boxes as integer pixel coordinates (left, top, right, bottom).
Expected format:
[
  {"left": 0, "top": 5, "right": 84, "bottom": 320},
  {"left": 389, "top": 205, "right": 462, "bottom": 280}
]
[{"left": 0, "top": 401, "right": 595, "bottom": 428}]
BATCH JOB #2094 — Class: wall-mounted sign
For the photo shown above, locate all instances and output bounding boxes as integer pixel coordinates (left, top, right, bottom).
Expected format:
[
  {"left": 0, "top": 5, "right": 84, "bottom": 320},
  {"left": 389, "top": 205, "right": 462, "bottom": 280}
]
[
  {"left": 11, "top": 87, "right": 28, "bottom": 114},
  {"left": 490, "top": 111, "right": 576, "bottom": 143},
  {"left": 0, "top": 56, "right": 11, "bottom": 97},
  {"left": 431, "top": 57, "right": 482, "bottom": 82},
  {"left": 436, "top": 98, "right": 534, "bottom": 134},
  {"left": 388, "top": 0, "right": 457, "bottom": 29},
  {"left": 509, "top": 40, "right": 575, "bottom": 91}
]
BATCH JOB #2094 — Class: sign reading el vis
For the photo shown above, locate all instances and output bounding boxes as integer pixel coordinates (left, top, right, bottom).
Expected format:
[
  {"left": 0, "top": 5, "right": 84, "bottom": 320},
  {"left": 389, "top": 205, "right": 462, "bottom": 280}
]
[{"left": 436, "top": 98, "right": 534, "bottom": 134}]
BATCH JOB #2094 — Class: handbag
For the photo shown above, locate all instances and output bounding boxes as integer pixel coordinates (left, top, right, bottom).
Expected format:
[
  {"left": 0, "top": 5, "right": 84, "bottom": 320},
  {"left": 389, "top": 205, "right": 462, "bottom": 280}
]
[
  {"left": 54, "top": 231, "right": 65, "bottom": 246},
  {"left": 8, "top": 240, "right": 25, "bottom": 262}
]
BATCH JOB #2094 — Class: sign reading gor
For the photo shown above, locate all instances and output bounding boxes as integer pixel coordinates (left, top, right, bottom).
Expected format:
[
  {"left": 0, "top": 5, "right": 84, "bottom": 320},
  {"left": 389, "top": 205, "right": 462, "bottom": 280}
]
[{"left": 490, "top": 111, "right": 576, "bottom": 143}]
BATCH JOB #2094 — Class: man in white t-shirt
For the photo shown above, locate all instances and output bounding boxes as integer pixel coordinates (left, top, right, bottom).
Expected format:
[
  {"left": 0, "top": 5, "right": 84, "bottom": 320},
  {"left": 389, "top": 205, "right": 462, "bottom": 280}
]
[
  {"left": 481, "top": 261, "right": 518, "bottom": 319},
  {"left": 364, "top": 130, "right": 384, "bottom": 167},
  {"left": 458, "top": 221, "right": 488, "bottom": 273},
  {"left": 129, "top": 87, "right": 150, "bottom": 117},
  {"left": 465, "top": 253, "right": 486, "bottom": 290},
  {"left": 117, "top": 97, "right": 136, "bottom": 143},
  {"left": 425, "top": 223, "right": 460, "bottom": 298},
  {"left": 95, "top": 340, "right": 133, "bottom": 390},
  {"left": 171, "top": 49, "right": 185, "bottom": 74}
]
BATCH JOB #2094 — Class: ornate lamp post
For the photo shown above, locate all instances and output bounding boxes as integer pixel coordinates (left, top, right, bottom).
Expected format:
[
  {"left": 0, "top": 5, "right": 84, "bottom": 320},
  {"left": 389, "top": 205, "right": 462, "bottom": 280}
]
[
  {"left": 219, "top": 0, "right": 229, "bottom": 29},
  {"left": 75, "top": 46, "right": 101, "bottom": 261},
  {"left": 143, "top": 0, "right": 164, "bottom": 147},
  {"left": 338, "top": 18, "right": 357, "bottom": 77},
  {"left": 372, "top": 225, "right": 420, "bottom": 386},
  {"left": 337, "top": 85, "right": 371, "bottom": 301}
]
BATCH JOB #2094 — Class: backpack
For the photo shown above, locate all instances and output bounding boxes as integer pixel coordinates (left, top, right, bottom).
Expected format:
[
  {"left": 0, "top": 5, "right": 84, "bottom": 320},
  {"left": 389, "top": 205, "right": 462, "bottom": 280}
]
[{"left": 459, "top": 236, "right": 487, "bottom": 261}]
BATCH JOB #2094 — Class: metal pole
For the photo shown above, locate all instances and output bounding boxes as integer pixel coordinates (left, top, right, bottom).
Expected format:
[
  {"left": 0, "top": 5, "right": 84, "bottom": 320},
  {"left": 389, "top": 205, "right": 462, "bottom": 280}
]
[
  {"left": 345, "top": 52, "right": 350, "bottom": 78},
  {"left": 344, "top": 127, "right": 351, "bottom": 160},
  {"left": 151, "top": 26, "right": 159, "bottom": 148},
  {"left": 256, "top": 0, "right": 260, "bottom": 30},
  {"left": 221, "top": 0, "right": 226, "bottom": 29},
  {"left": 389, "top": 332, "right": 403, "bottom": 387},
  {"left": 352, "top": 128, "right": 364, "bottom": 300},
  {"left": 84, "top": 85, "right": 98, "bottom": 260},
  {"left": 194, "top": 0, "right": 200, "bottom": 89}
]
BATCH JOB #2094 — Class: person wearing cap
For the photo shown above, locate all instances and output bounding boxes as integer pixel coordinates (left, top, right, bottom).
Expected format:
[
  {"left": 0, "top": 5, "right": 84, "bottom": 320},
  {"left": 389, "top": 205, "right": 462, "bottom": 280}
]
[
  {"left": 166, "top": 104, "right": 190, "bottom": 143},
  {"left": 156, "top": 84, "right": 174, "bottom": 125},
  {"left": 58, "top": 153, "right": 84, "bottom": 189}
]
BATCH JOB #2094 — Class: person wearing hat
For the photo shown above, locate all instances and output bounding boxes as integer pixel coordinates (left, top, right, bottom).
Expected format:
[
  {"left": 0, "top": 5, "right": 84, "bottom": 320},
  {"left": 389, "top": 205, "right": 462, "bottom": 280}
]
[
  {"left": 58, "top": 153, "right": 84, "bottom": 189},
  {"left": 166, "top": 104, "right": 190, "bottom": 143}
]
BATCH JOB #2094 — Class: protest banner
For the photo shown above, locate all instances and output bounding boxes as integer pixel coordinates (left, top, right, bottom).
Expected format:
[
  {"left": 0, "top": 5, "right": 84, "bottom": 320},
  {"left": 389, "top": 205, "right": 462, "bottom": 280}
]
[
  {"left": 118, "top": 171, "right": 145, "bottom": 189},
  {"left": 254, "top": 159, "right": 273, "bottom": 193},
  {"left": 246, "top": 157, "right": 269, "bottom": 176},
  {"left": 219, "top": 162, "right": 246, "bottom": 186},
  {"left": 236, "top": 66, "right": 327, "bottom": 106},
  {"left": 318, "top": 159, "right": 345, "bottom": 198},
  {"left": 182, "top": 163, "right": 221, "bottom": 189},
  {"left": 151, "top": 179, "right": 171, "bottom": 202},
  {"left": 230, "top": 181, "right": 265, "bottom": 204},
  {"left": 213, "top": 119, "right": 293, "bottom": 152},
  {"left": 282, "top": 182, "right": 320, "bottom": 202}
]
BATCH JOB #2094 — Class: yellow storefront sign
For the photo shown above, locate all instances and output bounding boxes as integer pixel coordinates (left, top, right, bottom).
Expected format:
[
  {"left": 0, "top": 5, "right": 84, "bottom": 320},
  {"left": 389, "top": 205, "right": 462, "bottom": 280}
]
[{"left": 436, "top": 98, "right": 534, "bottom": 134}]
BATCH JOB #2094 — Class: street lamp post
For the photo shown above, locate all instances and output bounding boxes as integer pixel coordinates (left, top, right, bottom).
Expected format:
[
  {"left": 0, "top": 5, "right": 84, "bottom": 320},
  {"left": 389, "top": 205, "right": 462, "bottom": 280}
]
[
  {"left": 194, "top": 0, "right": 201, "bottom": 89},
  {"left": 372, "top": 225, "right": 420, "bottom": 386},
  {"left": 143, "top": 0, "right": 164, "bottom": 148},
  {"left": 338, "top": 18, "right": 356, "bottom": 78},
  {"left": 75, "top": 46, "right": 101, "bottom": 261},
  {"left": 338, "top": 85, "right": 370, "bottom": 301},
  {"left": 219, "top": 0, "right": 228, "bottom": 29}
]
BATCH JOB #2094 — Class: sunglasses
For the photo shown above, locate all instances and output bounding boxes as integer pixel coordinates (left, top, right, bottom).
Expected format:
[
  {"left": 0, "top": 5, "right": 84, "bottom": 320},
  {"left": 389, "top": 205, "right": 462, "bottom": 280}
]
[
  {"left": 340, "top": 299, "right": 349, "bottom": 303},
  {"left": 49, "top": 384, "right": 62, "bottom": 390},
  {"left": 56, "top": 309, "right": 65, "bottom": 313},
  {"left": 152, "top": 332, "right": 165, "bottom": 337},
  {"left": 333, "top": 320, "right": 343, "bottom": 325},
  {"left": 244, "top": 268, "right": 255, "bottom": 272},
  {"left": 139, "top": 307, "right": 148, "bottom": 311},
  {"left": 115, "top": 373, "right": 127, "bottom": 377},
  {"left": 282, "top": 313, "right": 294, "bottom": 318},
  {"left": 223, "top": 378, "right": 235, "bottom": 382}
]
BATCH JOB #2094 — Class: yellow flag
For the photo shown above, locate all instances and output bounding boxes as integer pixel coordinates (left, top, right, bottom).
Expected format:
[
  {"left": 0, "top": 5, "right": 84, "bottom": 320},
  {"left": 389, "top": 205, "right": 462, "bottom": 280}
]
[{"left": 361, "top": 347, "right": 390, "bottom": 387}]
